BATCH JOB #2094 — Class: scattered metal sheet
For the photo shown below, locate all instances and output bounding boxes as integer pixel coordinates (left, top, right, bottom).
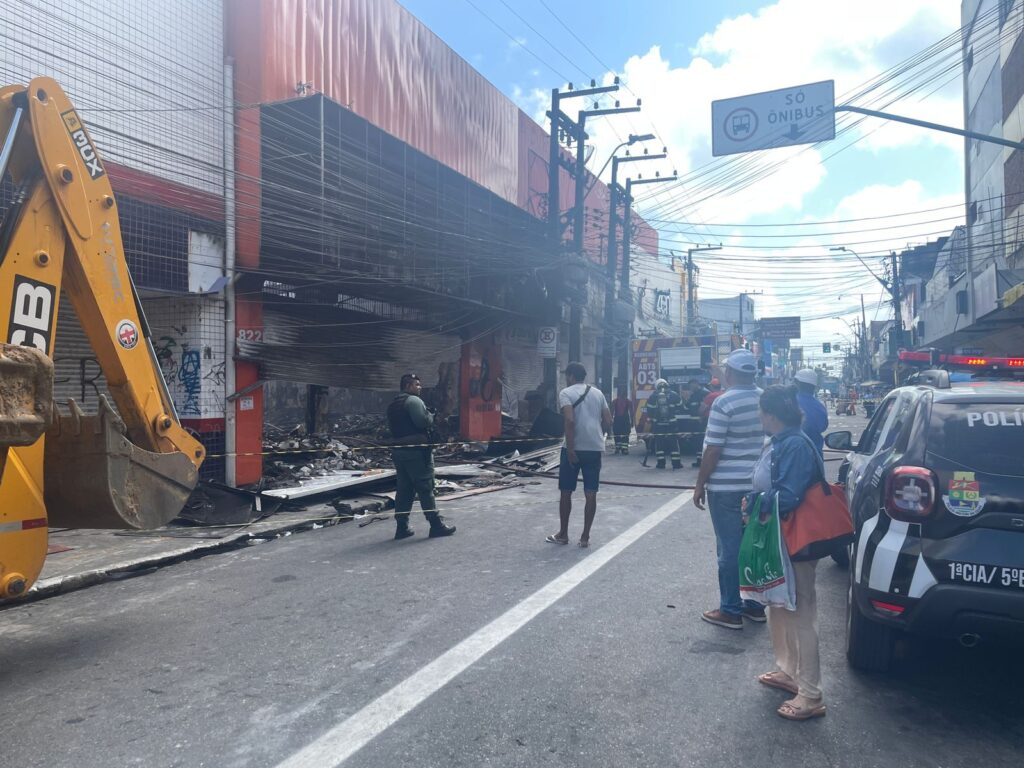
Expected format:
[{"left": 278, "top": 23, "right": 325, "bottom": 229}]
[
  {"left": 434, "top": 464, "right": 500, "bottom": 478},
  {"left": 262, "top": 469, "right": 397, "bottom": 500}
]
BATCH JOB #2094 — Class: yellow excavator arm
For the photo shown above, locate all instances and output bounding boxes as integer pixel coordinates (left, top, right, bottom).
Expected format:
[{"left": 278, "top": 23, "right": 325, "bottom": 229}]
[{"left": 0, "top": 78, "right": 206, "bottom": 598}]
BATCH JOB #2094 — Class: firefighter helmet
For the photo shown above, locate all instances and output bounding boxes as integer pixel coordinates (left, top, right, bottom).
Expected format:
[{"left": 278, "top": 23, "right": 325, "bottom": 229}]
[{"left": 655, "top": 378, "right": 668, "bottom": 389}]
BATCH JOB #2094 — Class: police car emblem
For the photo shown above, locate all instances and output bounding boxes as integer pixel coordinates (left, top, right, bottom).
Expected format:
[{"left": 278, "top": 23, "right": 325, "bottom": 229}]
[{"left": 942, "top": 471, "right": 986, "bottom": 517}]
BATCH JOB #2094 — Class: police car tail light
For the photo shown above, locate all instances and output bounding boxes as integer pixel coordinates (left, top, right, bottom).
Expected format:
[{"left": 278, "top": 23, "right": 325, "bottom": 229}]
[
  {"left": 898, "top": 351, "right": 1024, "bottom": 369},
  {"left": 884, "top": 467, "right": 937, "bottom": 522}
]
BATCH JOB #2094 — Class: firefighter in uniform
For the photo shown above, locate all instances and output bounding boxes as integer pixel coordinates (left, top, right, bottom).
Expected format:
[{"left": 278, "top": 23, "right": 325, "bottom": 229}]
[
  {"left": 644, "top": 378, "right": 683, "bottom": 469},
  {"left": 386, "top": 373, "right": 457, "bottom": 540}
]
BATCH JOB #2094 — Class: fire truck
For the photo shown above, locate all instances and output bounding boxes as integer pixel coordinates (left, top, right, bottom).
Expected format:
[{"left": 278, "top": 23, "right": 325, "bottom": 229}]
[{"left": 631, "top": 335, "right": 717, "bottom": 455}]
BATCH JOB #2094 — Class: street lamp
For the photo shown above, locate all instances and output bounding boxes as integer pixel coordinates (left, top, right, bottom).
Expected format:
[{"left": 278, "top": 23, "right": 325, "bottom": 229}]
[
  {"left": 830, "top": 246, "right": 887, "bottom": 289},
  {"left": 588, "top": 133, "right": 657, "bottom": 198}
]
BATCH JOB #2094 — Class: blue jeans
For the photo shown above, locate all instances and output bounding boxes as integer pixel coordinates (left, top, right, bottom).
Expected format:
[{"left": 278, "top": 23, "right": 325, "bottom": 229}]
[{"left": 707, "top": 489, "right": 760, "bottom": 616}]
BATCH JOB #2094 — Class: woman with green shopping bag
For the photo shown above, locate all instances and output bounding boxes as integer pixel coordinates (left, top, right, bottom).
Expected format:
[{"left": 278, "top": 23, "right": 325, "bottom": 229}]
[{"left": 743, "top": 386, "right": 825, "bottom": 721}]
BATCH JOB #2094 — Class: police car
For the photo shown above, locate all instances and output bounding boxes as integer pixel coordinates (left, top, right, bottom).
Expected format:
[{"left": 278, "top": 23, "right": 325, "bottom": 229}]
[{"left": 825, "top": 353, "right": 1024, "bottom": 672}]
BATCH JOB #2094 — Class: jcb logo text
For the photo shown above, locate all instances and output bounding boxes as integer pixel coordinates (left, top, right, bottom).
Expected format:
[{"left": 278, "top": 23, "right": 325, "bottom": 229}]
[{"left": 8, "top": 277, "right": 57, "bottom": 354}]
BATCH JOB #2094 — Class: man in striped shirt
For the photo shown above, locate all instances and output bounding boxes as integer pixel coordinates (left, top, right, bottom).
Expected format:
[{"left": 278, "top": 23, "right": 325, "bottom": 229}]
[{"left": 693, "top": 349, "right": 766, "bottom": 629}]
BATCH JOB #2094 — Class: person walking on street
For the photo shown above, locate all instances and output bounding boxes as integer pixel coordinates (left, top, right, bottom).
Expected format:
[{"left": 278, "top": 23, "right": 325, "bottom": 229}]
[
  {"left": 794, "top": 368, "right": 828, "bottom": 456},
  {"left": 547, "top": 362, "right": 612, "bottom": 548},
  {"left": 386, "top": 373, "right": 456, "bottom": 540},
  {"left": 611, "top": 385, "right": 633, "bottom": 454},
  {"left": 644, "top": 379, "right": 683, "bottom": 469},
  {"left": 692, "top": 349, "right": 766, "bottom": 629},
  {"left": 748, "top": 386, "right": 826, "bottom": 721}
]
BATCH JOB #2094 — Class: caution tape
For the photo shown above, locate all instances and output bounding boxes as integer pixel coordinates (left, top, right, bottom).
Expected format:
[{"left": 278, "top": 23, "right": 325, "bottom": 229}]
[{"left": 203, "top": 430, "right": 716, "bottom": 460}]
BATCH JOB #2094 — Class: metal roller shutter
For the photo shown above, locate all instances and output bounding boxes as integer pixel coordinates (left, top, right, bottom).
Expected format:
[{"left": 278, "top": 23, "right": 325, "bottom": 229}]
[
  {"left": 240, "top": 308, "right": 463, "bottom": 390},
  {"left": 500, "top": 342, "right": 544, "bottom": 419},
  {"left": 51, "top": 291, "right": 114, "bottom": 414}
]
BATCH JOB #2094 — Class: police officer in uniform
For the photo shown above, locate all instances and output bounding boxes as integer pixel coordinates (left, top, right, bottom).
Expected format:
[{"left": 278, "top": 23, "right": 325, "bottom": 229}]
[
  {"left": 386, "top": 373, "right": 456, "bottom": 540},
  {"left": 644, "top": 378, "right": 683, "bottom": 469}
]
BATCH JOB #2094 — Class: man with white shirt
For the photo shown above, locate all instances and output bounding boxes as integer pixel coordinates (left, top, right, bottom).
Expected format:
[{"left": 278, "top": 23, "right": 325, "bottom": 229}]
[{"left": 546, "top": 362, "right": 612, "bottom": 548}]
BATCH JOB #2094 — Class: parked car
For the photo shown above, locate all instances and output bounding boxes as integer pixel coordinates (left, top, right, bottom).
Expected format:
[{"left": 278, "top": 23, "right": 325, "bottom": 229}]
[{"left": 827, "top": 358, "right": 1024, "bottom": 672}]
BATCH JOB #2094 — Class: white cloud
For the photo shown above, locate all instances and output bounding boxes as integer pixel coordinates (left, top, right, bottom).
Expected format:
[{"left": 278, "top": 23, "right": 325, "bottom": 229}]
[
  {"left": 512, "top": 85, "right": 549, "bottom": 118},
  {"left": 577, "top": 0, "right": 963, "bottom": 224}
]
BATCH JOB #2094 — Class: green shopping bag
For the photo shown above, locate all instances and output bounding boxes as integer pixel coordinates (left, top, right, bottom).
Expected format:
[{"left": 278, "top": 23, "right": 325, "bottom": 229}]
[{"left": 738, "top": 494, "right": 796, "bottom": 610}]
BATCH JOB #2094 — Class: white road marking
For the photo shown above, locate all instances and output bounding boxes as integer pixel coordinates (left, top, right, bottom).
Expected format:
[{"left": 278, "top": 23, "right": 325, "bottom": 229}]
[{"left": 274, "top": 492, "right": 691, "bottom": 768}]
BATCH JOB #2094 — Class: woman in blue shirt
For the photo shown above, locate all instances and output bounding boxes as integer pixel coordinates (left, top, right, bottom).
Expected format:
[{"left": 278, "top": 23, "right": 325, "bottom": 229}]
[{"left": 748, "top": 385, "right": 826, "bottom": 721}]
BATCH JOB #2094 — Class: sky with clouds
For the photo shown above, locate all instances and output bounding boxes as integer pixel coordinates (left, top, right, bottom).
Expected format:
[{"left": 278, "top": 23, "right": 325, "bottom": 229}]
[{"left": 399, "top": 0, "right": 966, "bottom": 365}]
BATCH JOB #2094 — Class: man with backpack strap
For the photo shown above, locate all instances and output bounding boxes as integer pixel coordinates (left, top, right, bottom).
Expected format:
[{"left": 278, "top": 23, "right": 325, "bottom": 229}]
[{"left": 546, "top": 362, "right": 612, "bottom": 548}]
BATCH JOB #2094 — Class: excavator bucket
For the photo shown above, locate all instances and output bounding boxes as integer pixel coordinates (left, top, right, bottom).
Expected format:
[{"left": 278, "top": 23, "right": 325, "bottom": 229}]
[
  {"left": 0, "top": 344, "right": 54, "bottom": 447},
  {"left": 44, "top": 397, "right": 198, "bottom": 529}
]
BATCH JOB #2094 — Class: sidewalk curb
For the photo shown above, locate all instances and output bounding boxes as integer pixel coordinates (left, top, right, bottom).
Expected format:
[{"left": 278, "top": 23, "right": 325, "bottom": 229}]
[{"left": 7, "top": 511, "right": 352, "bottom": 608}]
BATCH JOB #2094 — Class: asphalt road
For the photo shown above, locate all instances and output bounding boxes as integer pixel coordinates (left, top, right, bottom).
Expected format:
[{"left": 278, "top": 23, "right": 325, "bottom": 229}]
[{"left": 3, "top": 417, "right": 1023, "bottom": 768}]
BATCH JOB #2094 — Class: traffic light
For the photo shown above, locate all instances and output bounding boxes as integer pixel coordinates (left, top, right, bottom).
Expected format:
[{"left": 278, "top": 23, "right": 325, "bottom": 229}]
[{"left": 822, "top": 342, "right": 831, "bottom": 353}]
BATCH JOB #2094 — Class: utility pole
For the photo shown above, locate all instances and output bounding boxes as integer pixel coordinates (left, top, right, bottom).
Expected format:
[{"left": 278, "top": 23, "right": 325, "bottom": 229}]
[
  {"left": 890, "top": 251, "right": 904, "bottom": 348},
  {"left": 860, "top": 293, "right": 868, "bottom": 379},
  {"left": 547, "top": 79, "right": 640, "bottom": 375},
  {"left": 687, "top": 253, "right": 697, "bottom": 328},
  {"left": 600, "top": 137, "right": 658, "bottom": 396},
  {"left": 685, "top": 245, "right": 721, "bottom": 332},
  {"left": 831, "top": 245, "right": 904, "bottom": 363},
  {"left": 616, "top": 171, "right": 678, "bottom": 385}
]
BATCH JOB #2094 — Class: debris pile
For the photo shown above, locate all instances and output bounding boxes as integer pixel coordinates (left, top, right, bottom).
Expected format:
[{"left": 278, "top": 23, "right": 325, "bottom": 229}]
[
  {"left": 199, "top": 423, "right": 561, "bottom": 525},
  {"left": 329, "top": 414, "right": 389, "bottom": 440},
  {"left": 261, "top": 430, "right": 387, "bottom": 490}
]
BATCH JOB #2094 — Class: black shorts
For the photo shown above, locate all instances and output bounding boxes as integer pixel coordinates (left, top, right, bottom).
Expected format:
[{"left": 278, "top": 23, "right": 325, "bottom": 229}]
[{"left": 558, "top": 448, "right": 602, "bottom": 492}]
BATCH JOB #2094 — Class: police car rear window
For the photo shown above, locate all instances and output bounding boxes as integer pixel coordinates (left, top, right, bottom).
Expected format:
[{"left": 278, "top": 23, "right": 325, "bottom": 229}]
[{"left": 926, "top": 403, "right": 1024, "bottom": 475}]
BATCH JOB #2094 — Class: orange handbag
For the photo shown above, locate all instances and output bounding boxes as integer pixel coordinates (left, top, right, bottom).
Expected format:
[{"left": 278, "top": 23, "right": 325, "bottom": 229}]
[{"left": 781, "top": 479, "right": 855, "bottom": 562}]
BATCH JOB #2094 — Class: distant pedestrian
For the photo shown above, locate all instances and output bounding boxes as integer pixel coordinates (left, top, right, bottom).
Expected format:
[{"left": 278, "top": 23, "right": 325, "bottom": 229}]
[
  {"left": 611, "top": 385, "right": 633, "bottom": 454},
  {"left": 794, "top": 368, "right": 828, "bottom": 455},
  {"left": 547, "top": 362, "right": 612, "bottom": 548},
  {"left": 749, "top": 385, "right": 826, "bottom": 721},
  {"left": 386, "top": 373, "right": 456, "bottom": 540},
  {"left": 692, "top": 349, "right": 766, "bottom": 629}
]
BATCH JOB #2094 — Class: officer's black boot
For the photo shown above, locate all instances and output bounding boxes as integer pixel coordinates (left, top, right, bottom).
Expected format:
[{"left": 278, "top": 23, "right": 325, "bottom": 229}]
[
  {"left": 425, "top": 511, "right": 456, "bottom": 538},
  {"left": 656, "top": 459, "right": 666, "bottom": 469},
  {"left": 394, "top": 513, "right": 415, "bottom": 540},
  {"left": 672, "top": 460, "right": 683, "bottom": 470}
]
